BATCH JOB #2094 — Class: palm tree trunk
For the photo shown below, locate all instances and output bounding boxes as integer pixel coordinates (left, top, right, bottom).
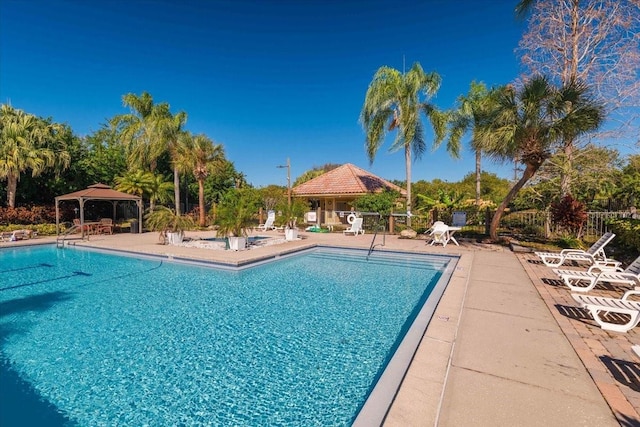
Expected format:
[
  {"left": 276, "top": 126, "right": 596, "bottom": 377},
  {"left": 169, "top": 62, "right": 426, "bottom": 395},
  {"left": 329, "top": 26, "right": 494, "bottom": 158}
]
[
  {"left": 198, "top": 179, "right": 206, "bottom": 227},
  {"left": 560, "top": 141, "right": 573, "bottom": 197},
  {"left": 174, "top": 167, "right": 181, "bottom": 215},
  {"left": 6, "top": 172, "right": 17, "bottom": 208},
  {"left": 405, "top": 145, "right": 412, "bottom": 228},
  {"left": 489, "top": 163, "right": 538, "bottom": 241},
  {"left": 475, "top": 149, "right": 481, "bottom": 206}
]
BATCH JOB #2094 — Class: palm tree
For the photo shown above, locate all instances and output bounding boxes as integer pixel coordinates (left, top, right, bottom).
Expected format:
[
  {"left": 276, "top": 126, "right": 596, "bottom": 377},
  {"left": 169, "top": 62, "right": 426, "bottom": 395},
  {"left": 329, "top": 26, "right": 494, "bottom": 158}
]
[
  {"left": 155, "top": 105, "right": 187, "bottom": 214},
  {"left": 447, "top": 81, "right": 497, "bottom": 206},
  {"left": 114, "top": 169, "right": 173, "bottom": 212},
  {"left": 112, "top": 92, "right": 187, "bottom": 212},
  {"left": 477, "top": 76, "right": 605, "bottom": 240},
  {"left": 360, "top": 62, "right": 447, "bottom": 225},
  {"left": 176, "top": 132, "right": 224, "bottom": 226},
  {"left": 113, "top": 92, "right": 158, "bottom": 169},
  {"left": 114, "top": 169, "right": 153, "bottom": 198},
  {"left": 147, "top": 173, "right": 174, "bottom": 213},
  {"left": 0, "top": 105, "right": 70, "bottom": 207}
]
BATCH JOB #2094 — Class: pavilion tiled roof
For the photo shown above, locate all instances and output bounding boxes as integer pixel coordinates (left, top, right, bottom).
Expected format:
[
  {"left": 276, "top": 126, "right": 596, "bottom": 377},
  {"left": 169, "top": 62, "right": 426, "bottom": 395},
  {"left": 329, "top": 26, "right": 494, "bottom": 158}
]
[{"left": 292, "top": 163, "right": 406, "bottom": 197}]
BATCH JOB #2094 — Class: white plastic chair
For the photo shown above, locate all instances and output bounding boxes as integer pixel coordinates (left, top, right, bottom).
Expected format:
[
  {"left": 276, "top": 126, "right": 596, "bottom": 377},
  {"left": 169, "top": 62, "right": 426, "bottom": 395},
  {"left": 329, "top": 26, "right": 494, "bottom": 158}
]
[
  {"left": 534, "top": 232, "right": 618, "bottom": 268},
  {"left": 553, "top": 255, "right": 640, "bottom": 292},
  {"left": 572, "top": 290, "right": 640, "bottom": 333},
  {"left": 343, "top": 218, "right": 364, "bottom": 236},
  {"left": 429, "top": 222, "right": 452, "bottom": 247},
  {"left": 256, "top": 211, "right": 276, "bottom": 231}
]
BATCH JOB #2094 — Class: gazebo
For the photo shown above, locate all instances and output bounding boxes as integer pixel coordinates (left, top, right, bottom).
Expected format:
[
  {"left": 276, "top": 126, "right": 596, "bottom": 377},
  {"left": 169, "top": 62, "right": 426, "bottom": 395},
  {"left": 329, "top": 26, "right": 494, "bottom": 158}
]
[{"left": 54, "top": 183, "right": 143, "bottom": 237}]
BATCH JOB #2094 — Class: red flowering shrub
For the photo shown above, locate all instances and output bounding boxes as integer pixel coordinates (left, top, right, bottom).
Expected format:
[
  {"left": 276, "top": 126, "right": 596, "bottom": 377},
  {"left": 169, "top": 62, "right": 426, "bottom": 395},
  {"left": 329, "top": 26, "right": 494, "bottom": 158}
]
[
  {"left": 0, "top": 205, "right": 59, "bottom": 225},
  {"left": 550, "top": 195, "right": 587, "bottom": 236}
]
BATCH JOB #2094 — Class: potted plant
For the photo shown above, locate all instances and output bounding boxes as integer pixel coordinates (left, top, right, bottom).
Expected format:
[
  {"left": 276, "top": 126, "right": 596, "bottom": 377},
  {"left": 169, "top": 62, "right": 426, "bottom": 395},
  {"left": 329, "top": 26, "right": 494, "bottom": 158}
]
[
  {"left": 215, "top": 188, "right": 261, "bottom": 250},
  {"left": 277, "top": 198, "right": 308, "bottom": 241},
  {"left": 145, "top": 206, "right": 195, "bottom": 244}
]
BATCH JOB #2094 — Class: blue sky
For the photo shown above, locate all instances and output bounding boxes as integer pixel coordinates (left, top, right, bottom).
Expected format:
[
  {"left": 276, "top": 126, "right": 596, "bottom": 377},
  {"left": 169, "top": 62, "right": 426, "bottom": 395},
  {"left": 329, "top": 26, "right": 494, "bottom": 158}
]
[{"left": 1, "top": 0, "right": 527, "bottom": 188}]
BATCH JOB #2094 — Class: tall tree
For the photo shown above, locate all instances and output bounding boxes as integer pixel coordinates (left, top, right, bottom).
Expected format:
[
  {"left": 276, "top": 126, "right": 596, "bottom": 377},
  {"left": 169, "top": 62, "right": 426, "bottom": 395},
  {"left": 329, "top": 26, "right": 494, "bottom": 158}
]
[
  {"left": 112, "top": 92, "right": 187, "bottom": 212},
  {"left": 155, "top": 104, "right": 187, "bottom": 214},
  {"left": 0, "top": 105, "right": 70, "bottom": 207},
  {"left": 146, "top": 173, "right": 174, "bottom": 213},
  {"left": 360, "top": 63, "right": 447, "bottom": 224},
  {"left": 447, "top": 81, "right": 497, "bottom": 206},
  {"left": 477, "top": 76, "right": 605, "bottom": 240},
  {"left": 176, "top": 132, "right": 224, "bottom": 226},
  {"left": 516, "top": 0, "right": 640, "bottom": 196},
  {"left": 81, "top": 125, "right": 128, "bottom": 186},
  {"left": 114, "top": 169, "right": 153, "bottom": 202}
]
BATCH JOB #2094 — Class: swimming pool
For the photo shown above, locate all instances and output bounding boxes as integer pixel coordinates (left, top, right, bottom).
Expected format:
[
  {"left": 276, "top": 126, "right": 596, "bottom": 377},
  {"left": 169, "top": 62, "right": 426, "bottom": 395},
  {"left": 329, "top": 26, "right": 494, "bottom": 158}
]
[{"left": 0, "top": 244, "right": 456, "bottom": 426}]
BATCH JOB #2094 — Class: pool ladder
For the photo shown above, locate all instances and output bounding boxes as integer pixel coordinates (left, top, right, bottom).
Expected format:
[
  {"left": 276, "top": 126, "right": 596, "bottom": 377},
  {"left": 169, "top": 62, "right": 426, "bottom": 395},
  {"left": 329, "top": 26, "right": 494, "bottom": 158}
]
[
  {"left": 56, "top": 224, "right": 82, "bottom": 248},
  {"left": 366, "top": 215, "right": 387, "bottom": 259}
]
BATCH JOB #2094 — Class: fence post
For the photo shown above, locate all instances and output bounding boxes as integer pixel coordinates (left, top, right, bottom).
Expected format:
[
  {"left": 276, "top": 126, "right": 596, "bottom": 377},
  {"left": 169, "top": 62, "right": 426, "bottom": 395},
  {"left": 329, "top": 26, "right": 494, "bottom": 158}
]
[
  {"left": 485, "top": 208, "right": 491, "bottom": 236},
  {"left": 545, "top": 210, "right": 551, "bottom": 239},
  {"left": 389, "top": 214, "right": 395, "bottom": 234}
]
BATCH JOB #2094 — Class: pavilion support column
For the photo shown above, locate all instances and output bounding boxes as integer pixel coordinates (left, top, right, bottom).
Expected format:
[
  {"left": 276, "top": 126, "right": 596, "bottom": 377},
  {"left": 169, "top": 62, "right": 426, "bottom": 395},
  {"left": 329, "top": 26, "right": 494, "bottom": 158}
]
[
  {"left": 55, "top": 199, "right": 60, "bottom": 236},
  {"left": 137, "top": 200, "right": 143, "bottom": 233},
  {"left": 79, "top": 199, "right": 86, "bottom": 239}
]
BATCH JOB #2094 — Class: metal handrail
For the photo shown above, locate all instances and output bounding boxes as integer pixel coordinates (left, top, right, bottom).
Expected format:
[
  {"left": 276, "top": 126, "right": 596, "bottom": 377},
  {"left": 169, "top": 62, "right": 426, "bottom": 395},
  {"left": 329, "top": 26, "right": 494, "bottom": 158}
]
[
  {"left": 367, "top": 215, "right": 387, "bottom": 259},
  {"left": 56, "top": 224, "right": 81, "bottom": 248}
]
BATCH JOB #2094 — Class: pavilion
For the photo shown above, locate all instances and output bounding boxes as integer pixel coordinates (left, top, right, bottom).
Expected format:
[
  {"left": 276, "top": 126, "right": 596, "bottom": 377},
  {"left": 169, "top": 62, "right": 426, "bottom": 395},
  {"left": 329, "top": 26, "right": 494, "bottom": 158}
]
[
  {"left": 291, "top": 163, "right": 406, "bottom": 226},
  {"left": 54, "top": 183, "right": 143, "bottom": 237}
]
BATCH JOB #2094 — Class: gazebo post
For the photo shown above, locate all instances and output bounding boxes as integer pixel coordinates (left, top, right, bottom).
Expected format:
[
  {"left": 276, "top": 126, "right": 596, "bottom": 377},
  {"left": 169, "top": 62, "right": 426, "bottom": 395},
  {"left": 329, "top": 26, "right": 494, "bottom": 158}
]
[
  {"left": 55, "top": 198, "right": 60, "bottom": 236},
  {"left": 79, "top": 198, "right": 86, "bottom": 239},
  {"left": 137, "top": 199, "right": 143, "bottom": 233}
]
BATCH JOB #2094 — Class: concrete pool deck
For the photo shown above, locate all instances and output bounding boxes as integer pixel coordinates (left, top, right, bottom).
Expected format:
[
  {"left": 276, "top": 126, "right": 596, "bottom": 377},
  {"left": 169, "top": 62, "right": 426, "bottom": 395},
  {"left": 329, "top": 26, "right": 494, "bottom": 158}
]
[{"left": 3, "top": 230, "right": 638, "bottom": 425}]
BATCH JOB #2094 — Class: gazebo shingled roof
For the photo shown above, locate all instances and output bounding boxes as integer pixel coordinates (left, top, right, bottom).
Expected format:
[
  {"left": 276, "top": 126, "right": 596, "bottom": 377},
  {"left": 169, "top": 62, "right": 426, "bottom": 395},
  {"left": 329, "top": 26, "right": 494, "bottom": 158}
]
[
  {"left": 55, "top": 183, "right": 142, "bottom": 201},
  {"left": 54, "top": 183, "right": 143, "bottom": 237}
]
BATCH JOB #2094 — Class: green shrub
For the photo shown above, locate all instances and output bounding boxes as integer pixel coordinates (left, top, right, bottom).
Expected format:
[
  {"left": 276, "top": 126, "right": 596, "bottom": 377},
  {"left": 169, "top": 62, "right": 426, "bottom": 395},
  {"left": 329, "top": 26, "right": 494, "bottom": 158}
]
[
  {"left": 555, "top": 234, "right": 583, "bottom": 249},
  {"left": 605, "top": 218, "right": 640, "bottom": 252},
  {"left": 0, "top": 223, "right": 59, "bottom": 236}
]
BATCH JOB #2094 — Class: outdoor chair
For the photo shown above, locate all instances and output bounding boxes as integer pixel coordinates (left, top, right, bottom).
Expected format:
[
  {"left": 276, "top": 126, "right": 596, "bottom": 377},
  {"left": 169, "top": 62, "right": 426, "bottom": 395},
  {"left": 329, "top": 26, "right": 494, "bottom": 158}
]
[
  {"left": 255, "top": 211, "right": 276, "bottom": 231},
  {"left": 534, "top": 232, "right": 619, "bottom": 268},
  {"left": 428, "top": 222, "right": 460, "bottom": 247},
  {"left": 571, "top": 290, "right": 640, "bottom": 333},
  {"left": 553, "top": 255, "right": 640, "bottom": 292},
  {"left": 343, "top": 217, "right": 364, "bottom": 236},
  {"left": 0, "top": 231, "right": 15, "bottom": 242},
  {"left": 73, "top": 218, "right": 91, "bottom": 233},
  {"left": 96, "top": 218, "right": 114, "bottom": 235}
]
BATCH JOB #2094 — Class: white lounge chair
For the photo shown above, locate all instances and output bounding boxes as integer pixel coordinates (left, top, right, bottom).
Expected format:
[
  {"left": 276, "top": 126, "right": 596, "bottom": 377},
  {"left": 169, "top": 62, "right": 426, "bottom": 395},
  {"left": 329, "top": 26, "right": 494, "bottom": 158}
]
[
  {"left": 571, "top": 290, "right": 640, "bottom": 333},
  {"left": 256, "top": 211, "right": 276, "bottom": 231},
  {"left": 632, "top": 345, "right": 640, "bottom": 359},
  {"left": 534, "top": 232, "right": 619, "bottom": 268},
  {"left": 343, "top": 217, "right": 364, "bottom": 236},
  {"left": 428, "top": 222, "right": 459, "bottom": 247},
  {"left": 553, "top": 255, "right": 640, "bottom": 292}
]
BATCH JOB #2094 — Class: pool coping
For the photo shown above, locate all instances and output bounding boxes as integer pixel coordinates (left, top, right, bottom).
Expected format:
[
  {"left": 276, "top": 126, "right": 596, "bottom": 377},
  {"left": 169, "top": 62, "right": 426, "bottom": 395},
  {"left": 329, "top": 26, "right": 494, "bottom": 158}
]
[{"left": 352, "top": 251, "right": 459, "bottom": 426}]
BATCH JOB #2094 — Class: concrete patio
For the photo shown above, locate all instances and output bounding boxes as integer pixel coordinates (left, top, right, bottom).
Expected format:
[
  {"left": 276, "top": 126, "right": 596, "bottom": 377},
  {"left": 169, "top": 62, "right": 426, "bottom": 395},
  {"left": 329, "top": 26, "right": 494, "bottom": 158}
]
[{"left": 3, "top": 229, "right": 638, "bottom": 426}]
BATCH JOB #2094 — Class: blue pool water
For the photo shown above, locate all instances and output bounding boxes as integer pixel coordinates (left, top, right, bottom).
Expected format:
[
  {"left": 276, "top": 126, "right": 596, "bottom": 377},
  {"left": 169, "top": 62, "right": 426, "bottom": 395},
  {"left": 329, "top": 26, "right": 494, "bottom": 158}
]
[{"left": 0, "top": 245, "right": 453, "bottom": 426}]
